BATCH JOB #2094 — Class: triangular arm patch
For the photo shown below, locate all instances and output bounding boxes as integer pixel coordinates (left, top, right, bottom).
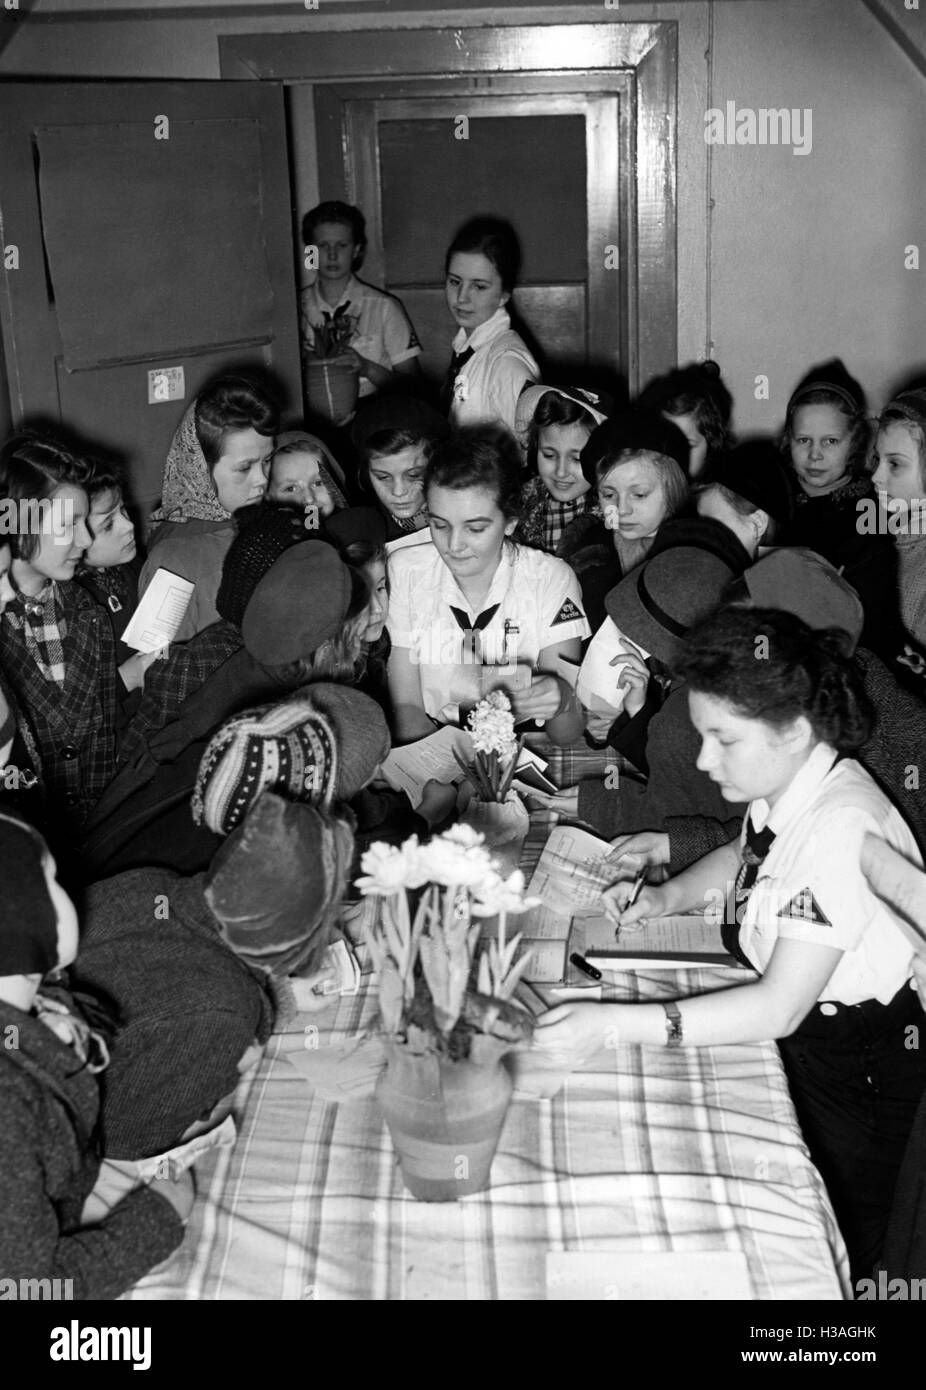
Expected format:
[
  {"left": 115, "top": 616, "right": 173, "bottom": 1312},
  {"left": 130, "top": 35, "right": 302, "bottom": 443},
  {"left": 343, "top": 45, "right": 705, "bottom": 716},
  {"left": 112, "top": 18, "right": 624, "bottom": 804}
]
[
  {"left": 552, "top": 597, "right": 585, "bottom": 626},
  {"left": 776, "top": 888, "right": 832, "bottom": 926}
]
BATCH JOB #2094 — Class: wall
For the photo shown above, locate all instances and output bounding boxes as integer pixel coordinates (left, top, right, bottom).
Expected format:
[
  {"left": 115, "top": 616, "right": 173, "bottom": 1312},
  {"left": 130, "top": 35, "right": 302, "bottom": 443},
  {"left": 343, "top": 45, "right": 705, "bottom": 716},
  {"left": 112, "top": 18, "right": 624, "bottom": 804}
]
[{"left": 0, "top": 0, "right": 923, "bottom": 435}]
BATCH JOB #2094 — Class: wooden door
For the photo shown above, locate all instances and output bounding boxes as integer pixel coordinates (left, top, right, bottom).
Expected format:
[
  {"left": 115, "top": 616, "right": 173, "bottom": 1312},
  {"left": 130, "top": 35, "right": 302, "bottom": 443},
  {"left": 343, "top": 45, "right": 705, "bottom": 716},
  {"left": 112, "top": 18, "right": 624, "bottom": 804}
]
[
  {"left": 321, "top": 78, "right": 632, "bottom": 398},
  {"left": 0, "top": 81, "right": 302, "bottom": 517}
]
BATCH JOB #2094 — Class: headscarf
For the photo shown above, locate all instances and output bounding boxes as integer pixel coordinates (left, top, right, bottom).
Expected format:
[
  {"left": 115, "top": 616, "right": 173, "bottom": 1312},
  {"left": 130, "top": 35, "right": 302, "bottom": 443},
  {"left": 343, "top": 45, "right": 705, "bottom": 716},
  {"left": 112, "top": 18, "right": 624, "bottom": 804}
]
[
  {"left": 150, "top": 401, "right": 230, "bottom": 524},
  {"left": 272, "top": 430, "right": 348, "bottom": 512}
]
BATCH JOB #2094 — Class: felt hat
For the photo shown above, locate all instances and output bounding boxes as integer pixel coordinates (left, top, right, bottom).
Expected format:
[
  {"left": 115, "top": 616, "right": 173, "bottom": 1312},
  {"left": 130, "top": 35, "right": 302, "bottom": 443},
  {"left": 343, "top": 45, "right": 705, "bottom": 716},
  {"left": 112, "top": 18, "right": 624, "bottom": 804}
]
[
  {"left": 580, "top": 408, "right": 690, "bottom": 488},
  {"left": 216, "top": 502, "right": 309, "bottom": 630},
  {"left": 605, "top": 517, "right": 751, "bottom": 668},
  {"left": 241, "top": 539, "right": 352, "bottom": 667},
  {"left": 787, "top": 359, "right": 866, "bottom": 418},
  {"left": 737, "top": 548, "right": 865, "bottom": 653},
  {"left": 322, "top": 506, "right": 387, "bottom": 555},
  {"left": 514, "top": 384, "right": 610, "bottom": 458},
  {"left": 192, "top": 684, "right": 390, "bottom": 835},
  {"left": 705, "top": 439, "right": 796, "bottom": 528},
  {"left": 350, "top": 394, "right": 450, "bottom": 455},
  {"left": 0, "top": 811, "right": 58, "bottom": 977},
  {"left": 205, "top": 791, "right": 355, "bottom": 978}
]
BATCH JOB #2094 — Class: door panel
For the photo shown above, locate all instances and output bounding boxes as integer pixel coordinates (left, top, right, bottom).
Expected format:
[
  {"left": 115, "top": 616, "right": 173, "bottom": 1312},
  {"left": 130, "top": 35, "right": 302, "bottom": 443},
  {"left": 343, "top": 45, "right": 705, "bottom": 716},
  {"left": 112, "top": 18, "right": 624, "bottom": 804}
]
[
  {"left": 0, "top": 82, "right": 301, "bottom": 516},
  {"left": 340, "top": 90, "right": 625, "bottom": 390}
]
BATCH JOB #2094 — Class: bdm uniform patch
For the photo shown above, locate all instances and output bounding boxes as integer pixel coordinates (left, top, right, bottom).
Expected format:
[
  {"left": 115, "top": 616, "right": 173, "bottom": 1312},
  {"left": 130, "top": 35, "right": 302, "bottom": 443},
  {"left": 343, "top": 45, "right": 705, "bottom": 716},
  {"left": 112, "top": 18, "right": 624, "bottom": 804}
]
[
  {"left": 776, "top": 888, "right": 832, "bottom": 926},
  {"left": 552, "top": 598, "right": 585, "bottom": 626}
]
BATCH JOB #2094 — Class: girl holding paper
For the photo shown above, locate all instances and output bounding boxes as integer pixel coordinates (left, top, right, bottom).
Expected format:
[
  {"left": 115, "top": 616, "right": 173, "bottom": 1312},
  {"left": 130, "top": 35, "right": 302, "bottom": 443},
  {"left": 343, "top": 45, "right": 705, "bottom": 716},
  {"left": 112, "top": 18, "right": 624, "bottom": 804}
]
[{"left": 535, "top": 605, "right": 926, "bottom": 1282}]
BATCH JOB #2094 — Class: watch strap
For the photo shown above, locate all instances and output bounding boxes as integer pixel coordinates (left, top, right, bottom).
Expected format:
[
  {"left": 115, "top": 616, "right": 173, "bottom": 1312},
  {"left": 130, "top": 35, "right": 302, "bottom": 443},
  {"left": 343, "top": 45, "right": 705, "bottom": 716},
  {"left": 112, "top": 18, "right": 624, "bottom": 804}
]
[{"left": 662, "top": 1000, "right": 683, "bottom": 1048}]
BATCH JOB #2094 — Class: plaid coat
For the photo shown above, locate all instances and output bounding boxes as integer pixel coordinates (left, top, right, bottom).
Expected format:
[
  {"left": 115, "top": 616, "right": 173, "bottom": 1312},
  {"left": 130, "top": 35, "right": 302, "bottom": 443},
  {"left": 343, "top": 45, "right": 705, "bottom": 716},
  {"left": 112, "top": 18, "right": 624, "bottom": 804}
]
[{"left": 0, "top": 582, "right": 119, "bottom": 833}]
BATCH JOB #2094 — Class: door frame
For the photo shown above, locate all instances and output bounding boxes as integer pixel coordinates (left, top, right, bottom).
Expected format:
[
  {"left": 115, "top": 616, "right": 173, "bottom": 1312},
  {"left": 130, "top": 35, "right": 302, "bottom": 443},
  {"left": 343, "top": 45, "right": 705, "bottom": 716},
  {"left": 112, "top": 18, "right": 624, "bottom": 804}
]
[{"left": 219, "top": 21, "right": 677, "bottom": 394}]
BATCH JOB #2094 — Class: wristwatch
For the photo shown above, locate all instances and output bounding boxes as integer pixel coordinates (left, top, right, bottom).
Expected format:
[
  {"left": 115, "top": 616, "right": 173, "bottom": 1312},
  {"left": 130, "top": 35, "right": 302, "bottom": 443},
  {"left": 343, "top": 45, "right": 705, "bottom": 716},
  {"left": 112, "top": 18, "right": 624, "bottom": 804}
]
[{"left": 662, "top": 1001, "right": 683, "bottom": 1048}]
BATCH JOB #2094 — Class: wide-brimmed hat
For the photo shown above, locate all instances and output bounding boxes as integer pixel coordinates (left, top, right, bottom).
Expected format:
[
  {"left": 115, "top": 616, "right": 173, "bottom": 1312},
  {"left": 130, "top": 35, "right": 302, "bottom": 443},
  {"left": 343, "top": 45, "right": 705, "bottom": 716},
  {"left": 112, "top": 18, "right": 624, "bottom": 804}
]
[
  {"left": 736, "top": 548, "right": 864, "bottom": 653},
  {"left": 605, "top": 517, "right": 750, "bottom": 668}
]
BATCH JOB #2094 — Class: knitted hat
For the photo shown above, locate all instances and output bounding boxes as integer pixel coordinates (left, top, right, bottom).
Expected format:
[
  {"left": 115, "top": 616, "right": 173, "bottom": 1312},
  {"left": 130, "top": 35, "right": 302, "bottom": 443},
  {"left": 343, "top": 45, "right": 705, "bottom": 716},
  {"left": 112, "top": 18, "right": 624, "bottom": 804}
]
[
  {"left": 787, "top": 359, "right": 866, "bottom": 418},
  {"left": 216, "top": 502, "right": 308, "bottom": 629},
  {"left": 883, "top": 389, "right": 926, "bottom": 429},
  {"left": 705, "top": 439, "right": 796, "bottom": 529},
  {"left": 241, "top": 539, "right": 352, "bottom": 667},
  {"left": 192, "top": 684, "right": 390, "bottom": 835},
  {"left": 737, "top": 548, "right": 865, "bottom": 653},
  {"left": 580, "top": 408, "right": 690, "bottom": 487},
  {"left": 514, "top": 384, "right": 610, "bottom": 458},
  {"left": 204, "top": 791, "right": 355, "bottom": 978},
  {"left": 605, "top": 518, "right": 751, "bottom": 668},
  {"left": 350, "top": 394, "right": 450, "bottom": 455},
  {"left": 0, "top": 811, "right": 58, "bottom": 977},
  {"left": 322, "top": 506, "right": 387, "bottom": 555}
]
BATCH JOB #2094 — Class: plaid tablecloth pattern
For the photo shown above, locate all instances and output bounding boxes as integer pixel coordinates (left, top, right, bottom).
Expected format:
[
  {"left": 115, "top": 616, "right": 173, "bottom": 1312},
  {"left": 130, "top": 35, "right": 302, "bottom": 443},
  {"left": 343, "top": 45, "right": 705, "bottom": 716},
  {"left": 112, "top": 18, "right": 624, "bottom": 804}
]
[{"left": 125, "top": 815, "right": 850, "bottom": 1302}]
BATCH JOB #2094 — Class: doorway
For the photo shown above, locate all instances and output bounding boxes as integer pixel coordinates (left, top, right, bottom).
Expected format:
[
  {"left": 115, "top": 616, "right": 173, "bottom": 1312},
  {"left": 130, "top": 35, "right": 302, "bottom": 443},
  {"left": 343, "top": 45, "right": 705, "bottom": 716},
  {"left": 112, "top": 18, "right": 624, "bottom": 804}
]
[{"left": 220, "top": 19, "right": 678, "bottom": 400}]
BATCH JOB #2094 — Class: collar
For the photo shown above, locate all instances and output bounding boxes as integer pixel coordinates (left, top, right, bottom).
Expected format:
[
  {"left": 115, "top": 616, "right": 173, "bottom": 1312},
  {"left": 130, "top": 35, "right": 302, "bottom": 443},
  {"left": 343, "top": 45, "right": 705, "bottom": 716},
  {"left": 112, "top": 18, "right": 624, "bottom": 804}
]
[
  {"left": 10, "top": 580, "right": 56, "bottom": 616},
  {"left": 748, "top": 741, "right": 839, "bottom": 835},
  {"left": 452, "top": 305, "right": 511, "bottom": 355},
  {"left": 438, "top": 543, "right": 516, "bottom": 618},
  {"left": 310, "top": 274, "right": 359, "bottom": 316}
]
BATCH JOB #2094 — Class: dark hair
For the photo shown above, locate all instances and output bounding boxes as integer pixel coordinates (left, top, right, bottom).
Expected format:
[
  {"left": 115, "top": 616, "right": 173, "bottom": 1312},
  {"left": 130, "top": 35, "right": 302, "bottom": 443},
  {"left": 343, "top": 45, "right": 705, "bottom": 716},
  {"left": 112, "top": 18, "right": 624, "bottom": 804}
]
[
  {"left": 302, "top": 201, "right": 367, "bottom": 256},
  {"left": 85, "top": 456, "right": 127, "bottom": 504},
  {"left": 425, "top": 425, "right": 523, "bottom": 522},
  {"left": 694, "top": 481, "right": 780, "bottom": 546},
  {"left": 781, "top": 387, "right": 872, "bottom": 479},
  {"left": 195, "top": 376, "right": 280, "bottom": 468},
  {"left": 444, "top": 216, "right": 521, "bottom": 294},
  {"left": 0, "top": 433, "right": 91, "bottom": 562},
  {"left": 676, "top": 606, "right": 872, "bottom": 752},
  {"left": 527, "top": 391, "right": 597, "bottom": 472},
  {"left": 639, "top": 362, "right": 732, "bottom": 462}
]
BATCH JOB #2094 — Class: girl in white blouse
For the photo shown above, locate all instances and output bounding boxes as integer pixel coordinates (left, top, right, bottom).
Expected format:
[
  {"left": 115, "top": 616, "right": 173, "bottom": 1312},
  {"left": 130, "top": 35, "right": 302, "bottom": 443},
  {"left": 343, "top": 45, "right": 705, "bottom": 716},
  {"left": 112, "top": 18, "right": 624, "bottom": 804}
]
[
  {"left": 536, "top": 604, "right": 926, "bottom": 1282},
  {"left": 441, "top": 217, "right": 539, "bottom": 439},
  {"left": 387, "top": 425, "right": 589, "bottom": 746}
]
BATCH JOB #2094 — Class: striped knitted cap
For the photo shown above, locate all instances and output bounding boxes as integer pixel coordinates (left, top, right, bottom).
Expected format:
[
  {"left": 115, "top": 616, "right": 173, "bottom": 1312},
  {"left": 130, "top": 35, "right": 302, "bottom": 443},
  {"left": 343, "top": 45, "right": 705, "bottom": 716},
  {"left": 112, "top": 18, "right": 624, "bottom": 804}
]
[{"left": 192, "top": 696, "right": 339, "bottom": 834}]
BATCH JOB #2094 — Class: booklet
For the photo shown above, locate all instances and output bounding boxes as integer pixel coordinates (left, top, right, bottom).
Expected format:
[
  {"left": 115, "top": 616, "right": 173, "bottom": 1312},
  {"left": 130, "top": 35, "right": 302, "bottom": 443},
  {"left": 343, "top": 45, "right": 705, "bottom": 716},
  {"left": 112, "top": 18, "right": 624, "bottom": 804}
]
[
  {"left": 571, "top": 907, "right": 742, "bottom": 971},
  {"left": 121, "top": 566, "right": 193, "bottom": 653},
  {"left": 525, "top": 824, "right": 616, "bottom": 915}
]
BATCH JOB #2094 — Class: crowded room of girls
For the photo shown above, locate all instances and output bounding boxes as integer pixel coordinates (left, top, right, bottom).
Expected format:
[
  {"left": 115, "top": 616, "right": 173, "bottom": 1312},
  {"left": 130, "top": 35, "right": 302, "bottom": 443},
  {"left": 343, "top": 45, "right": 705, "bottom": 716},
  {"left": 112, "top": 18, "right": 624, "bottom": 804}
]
[{"left": 1, "top": 0, "right": 925, "bottom": 1331}]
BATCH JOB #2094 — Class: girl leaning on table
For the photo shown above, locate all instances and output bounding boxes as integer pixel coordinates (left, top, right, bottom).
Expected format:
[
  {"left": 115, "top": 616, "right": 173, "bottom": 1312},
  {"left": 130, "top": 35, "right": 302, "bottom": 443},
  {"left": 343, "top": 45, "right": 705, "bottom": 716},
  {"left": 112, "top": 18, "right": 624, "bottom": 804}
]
[
  {"left": 386, "top": 424, "right": 590, "bottom": 747},
  {"left": 535, "top": 604, "right": 926, "bottom": 1283}
]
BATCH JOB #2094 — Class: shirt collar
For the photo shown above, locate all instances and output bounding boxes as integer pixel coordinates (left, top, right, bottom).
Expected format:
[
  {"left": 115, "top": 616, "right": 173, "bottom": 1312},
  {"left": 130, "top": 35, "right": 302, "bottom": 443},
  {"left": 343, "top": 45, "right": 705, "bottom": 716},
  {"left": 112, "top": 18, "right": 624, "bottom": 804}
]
[
  {"left": 437, "top": 544, "right": 515, "bottom": 616},
  {"left": 452, "top": 305, "right": 511, "bottom": 355},
  {"left": 749, "top": 740, "right": 839, "bottom": 835},
  {"left": 311, "top": 274, "right": 359, "bottom": 315}
]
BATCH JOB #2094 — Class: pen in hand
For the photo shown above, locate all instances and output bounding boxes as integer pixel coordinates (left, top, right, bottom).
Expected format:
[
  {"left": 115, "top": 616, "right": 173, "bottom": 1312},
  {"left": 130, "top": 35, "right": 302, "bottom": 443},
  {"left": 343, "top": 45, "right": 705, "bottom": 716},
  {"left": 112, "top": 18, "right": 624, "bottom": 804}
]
[{"left": 615, "top": 869, "right": 648, "bottom": 940}]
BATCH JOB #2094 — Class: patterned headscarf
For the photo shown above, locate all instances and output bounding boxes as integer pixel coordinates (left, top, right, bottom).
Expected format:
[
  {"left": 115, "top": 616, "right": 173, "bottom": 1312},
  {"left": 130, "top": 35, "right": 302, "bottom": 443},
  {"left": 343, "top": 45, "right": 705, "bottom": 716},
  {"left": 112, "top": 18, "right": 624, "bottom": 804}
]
[{"left": 150, "top": 402, "right": 230, "bottom": 525}]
